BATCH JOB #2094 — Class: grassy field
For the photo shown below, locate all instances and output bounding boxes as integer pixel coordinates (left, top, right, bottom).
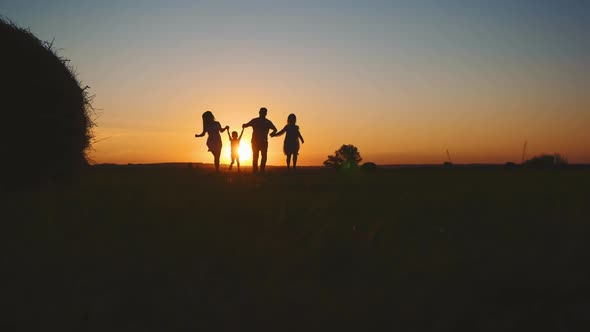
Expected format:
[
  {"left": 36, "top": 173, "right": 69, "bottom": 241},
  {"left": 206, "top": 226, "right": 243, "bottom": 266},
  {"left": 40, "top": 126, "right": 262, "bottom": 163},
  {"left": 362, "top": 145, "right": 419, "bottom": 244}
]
[{"left": 3, "top": 165, "right": 590, "bottom": 331}]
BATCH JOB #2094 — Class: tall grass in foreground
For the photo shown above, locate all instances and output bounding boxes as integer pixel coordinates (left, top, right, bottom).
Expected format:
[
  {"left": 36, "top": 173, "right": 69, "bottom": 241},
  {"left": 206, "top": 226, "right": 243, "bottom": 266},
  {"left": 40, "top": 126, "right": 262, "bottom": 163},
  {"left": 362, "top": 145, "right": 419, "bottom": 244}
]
[{"left": 3, "top": 167, "right": 590, "bottom": 331}]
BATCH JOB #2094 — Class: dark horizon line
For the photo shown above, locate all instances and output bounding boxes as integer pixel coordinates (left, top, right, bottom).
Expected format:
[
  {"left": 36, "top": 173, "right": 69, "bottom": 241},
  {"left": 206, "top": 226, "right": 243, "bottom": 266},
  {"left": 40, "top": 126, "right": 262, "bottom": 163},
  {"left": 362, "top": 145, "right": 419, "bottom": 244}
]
[{"left": 93, "top": 162, "right": 590, "bottom": 168}]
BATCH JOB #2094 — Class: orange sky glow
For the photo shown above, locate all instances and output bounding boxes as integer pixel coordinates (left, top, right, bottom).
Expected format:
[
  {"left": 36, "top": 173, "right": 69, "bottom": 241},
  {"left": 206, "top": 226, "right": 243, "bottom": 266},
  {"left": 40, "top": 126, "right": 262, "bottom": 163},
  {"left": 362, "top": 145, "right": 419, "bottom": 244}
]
[{"left": 6, "top": 1, "right": 589, "bottom": 165}]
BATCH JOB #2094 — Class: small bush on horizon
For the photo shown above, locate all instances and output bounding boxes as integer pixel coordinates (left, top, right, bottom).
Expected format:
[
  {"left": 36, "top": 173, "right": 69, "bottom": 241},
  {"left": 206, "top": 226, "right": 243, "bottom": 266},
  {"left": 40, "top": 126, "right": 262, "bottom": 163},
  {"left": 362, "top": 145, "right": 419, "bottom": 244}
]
[
  {"left": 361, "top": 162, "right": 377, "bottom": 172},
  {"left": 504, "top": 161, "right": 521, "bottom": 170}
]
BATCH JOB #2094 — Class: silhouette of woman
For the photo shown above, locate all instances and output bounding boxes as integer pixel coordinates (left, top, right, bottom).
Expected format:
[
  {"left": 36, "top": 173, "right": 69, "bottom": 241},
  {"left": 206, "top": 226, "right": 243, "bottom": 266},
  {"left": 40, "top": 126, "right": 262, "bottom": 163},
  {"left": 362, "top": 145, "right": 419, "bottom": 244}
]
[
  {"left": 271, "top": 113, "right": 304, "bottom": 171},
  {"left": 195, "top": 111, "right": 228, "bottom": 172}
]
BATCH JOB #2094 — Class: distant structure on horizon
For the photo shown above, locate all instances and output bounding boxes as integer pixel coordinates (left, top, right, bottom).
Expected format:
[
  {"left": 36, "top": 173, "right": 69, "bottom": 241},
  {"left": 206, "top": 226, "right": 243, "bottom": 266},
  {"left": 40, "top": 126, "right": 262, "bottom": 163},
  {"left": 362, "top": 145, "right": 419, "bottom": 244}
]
[
  {"left": 446, "top": 149, "right": 453, "bottom": 164},
  {"left": 521, "top": 140, "right": 528, "bottom": 164}
]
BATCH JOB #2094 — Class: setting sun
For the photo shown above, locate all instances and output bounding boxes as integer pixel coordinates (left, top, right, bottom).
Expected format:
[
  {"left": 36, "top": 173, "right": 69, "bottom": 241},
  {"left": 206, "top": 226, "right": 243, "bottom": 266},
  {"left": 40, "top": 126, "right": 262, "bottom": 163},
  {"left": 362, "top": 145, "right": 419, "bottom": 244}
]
[
  {"left": 219, "top": 140, "right": 253, "bottom": 166},
  {"left": 238, "top": 142, "right": 252, "bottom": 164}
]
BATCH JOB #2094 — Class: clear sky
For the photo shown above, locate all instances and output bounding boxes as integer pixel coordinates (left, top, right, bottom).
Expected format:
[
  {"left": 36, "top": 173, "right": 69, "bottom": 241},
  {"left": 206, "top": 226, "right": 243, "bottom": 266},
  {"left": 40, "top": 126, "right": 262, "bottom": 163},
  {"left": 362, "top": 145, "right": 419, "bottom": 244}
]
[{"left": 3, "top": 0, "right": 589, "bottom": 165}]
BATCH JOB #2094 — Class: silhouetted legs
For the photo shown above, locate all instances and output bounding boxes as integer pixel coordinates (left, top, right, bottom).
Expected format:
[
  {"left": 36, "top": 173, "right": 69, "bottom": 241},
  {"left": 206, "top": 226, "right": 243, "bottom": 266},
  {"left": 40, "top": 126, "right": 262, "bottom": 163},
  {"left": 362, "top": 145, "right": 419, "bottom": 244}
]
[
  {"left": 252, "top": 142, "right": 268, "bottom": 173},
  {"left": 229, "top": 157, "right": 240, "bottom": 172},
  {"left": 286, "top": 153, "right": 298, "bottom": 172},
  {"left": 211, "top": 150, "right": 221, "bottom": 172},
  {"left": 252, "top": 145, "right": 259, "bottom": 173},
  {"left": 260, "top": 145, "right": 268, "bottom": 173}
]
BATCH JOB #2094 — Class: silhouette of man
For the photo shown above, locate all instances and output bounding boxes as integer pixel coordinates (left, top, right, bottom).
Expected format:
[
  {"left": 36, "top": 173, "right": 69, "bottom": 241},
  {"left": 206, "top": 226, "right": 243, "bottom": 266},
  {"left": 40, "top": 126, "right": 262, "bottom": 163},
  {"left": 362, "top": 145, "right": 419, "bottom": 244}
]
[{"left": 243, "top": 107, "right": 277, "bottom": 173}]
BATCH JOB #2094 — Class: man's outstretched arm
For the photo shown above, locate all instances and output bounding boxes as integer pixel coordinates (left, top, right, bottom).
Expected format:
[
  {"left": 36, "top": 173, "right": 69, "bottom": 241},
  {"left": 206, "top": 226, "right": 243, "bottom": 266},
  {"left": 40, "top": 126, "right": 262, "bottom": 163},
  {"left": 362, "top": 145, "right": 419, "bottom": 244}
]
[{"left": 269, "top": 122, "right": 278, "bottom": 136}]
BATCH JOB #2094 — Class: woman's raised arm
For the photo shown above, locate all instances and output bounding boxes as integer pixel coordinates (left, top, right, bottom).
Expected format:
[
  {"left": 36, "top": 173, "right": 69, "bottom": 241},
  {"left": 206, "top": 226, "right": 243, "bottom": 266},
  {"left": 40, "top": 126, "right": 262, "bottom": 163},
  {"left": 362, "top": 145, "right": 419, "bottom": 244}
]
[{"left": 195, "top": 129, "right": 206, "bottom": 138}]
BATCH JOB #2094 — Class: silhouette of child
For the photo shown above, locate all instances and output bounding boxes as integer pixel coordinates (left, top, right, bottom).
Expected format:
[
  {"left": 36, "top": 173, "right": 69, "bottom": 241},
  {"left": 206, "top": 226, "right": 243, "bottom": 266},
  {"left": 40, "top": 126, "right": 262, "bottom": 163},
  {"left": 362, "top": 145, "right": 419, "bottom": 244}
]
[
  {"left": 228, "top": 128, "right": 244, "bottom": 171},
  {"left": 271, "top": 113, "right": 304, "bottom": 171}
]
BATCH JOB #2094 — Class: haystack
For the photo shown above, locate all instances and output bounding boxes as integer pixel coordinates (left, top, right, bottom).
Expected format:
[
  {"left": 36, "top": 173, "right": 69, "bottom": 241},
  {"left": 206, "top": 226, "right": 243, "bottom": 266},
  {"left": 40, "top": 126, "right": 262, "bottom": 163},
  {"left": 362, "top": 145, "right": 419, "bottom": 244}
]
[{"left": 0, "top": 18, "right": 94, "bottom": 186}]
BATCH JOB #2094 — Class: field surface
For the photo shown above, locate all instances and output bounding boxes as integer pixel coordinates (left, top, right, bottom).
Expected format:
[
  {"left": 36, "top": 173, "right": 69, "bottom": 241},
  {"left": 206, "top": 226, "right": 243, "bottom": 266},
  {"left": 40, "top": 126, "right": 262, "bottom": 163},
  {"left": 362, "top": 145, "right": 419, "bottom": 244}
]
[{"left": 3, "top": 165, "right": 590, "bottom": 331}]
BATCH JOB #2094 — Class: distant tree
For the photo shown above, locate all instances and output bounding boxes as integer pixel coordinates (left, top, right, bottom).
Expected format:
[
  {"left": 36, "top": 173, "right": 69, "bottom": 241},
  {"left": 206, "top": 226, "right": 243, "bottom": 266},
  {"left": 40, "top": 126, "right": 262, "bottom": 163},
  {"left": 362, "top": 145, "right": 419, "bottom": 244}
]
[
  {"left": 324, "top": 144, "right": 362, "bottom": 169},
  {"left": 524, "top": 153, "right": 568, "bottom": 168}
]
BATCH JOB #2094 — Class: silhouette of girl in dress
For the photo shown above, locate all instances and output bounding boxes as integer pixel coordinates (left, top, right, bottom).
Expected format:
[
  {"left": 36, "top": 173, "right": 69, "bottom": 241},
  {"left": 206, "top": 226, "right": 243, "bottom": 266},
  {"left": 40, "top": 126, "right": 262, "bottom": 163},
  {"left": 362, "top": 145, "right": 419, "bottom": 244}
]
[
  {"left": 195, "top": 111, "right": 228, "bottom": 172},
  {"left": 271, "top": 113, "right": 304, "bottom": 171}
]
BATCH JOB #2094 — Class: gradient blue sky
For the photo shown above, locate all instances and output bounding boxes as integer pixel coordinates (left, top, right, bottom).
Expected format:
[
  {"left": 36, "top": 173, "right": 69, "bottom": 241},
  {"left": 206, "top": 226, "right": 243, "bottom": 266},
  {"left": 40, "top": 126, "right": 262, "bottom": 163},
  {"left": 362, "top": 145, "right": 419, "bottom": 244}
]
[{"left": 3, "top": 0, "right": 589, "bottom": 164}]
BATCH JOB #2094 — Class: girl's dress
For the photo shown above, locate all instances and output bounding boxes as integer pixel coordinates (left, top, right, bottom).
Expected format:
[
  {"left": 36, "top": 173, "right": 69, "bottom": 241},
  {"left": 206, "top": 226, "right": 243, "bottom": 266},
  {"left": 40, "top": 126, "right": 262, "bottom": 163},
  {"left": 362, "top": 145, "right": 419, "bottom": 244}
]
[
  {"left": 206, "top": 121, "right": 222, "bottom": 154},
  {"left": 281, "top": 124, "right": 301, "bottom": 155}
]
